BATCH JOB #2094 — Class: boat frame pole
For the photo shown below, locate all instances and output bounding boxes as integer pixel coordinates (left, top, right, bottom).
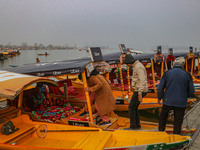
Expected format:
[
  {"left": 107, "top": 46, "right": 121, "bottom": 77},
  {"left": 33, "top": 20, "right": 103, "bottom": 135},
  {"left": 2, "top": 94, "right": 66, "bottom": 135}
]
[
  {"left": 151, "top": 59, "right": 157, "bottom": 93},
  {"left": 106, "top": 72, "right": 109, "bottom": 81},
  {"left": 191, "top": 58, "right": 194, "bottom": 75},
  {"left": 118, "top": 63, "right": 125, "bottom": 98},
  {"left": 185, "top": 58, "right": 188, "bottom": 71},
  {"left": 17, "top": 92, "right": 23, "bottom": 116},
  {"left": 161, "top": 61, "right": 164, "bottom": 77},
  {"left": 82, "top": 71, "right": 93, "bottom": 123},
  {"left": 127, "top": 66, "right": 131, "bottom": 99}
]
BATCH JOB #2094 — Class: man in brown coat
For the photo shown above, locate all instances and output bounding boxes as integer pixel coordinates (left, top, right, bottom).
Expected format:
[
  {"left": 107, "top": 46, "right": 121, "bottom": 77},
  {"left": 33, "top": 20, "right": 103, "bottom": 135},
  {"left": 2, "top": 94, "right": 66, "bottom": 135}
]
[{"left": 85, "top": 69, "right": 116, "bottom": 126}]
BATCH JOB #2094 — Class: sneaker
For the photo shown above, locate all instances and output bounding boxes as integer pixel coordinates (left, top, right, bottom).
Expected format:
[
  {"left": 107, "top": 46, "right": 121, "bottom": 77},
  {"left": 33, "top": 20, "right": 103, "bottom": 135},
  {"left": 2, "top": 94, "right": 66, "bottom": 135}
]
[
  {"left": 79, "top": 111, "right": 88, "bottom": 117},
  {"left": 99, "top": 121, "right": 111, "bottom": 126}
]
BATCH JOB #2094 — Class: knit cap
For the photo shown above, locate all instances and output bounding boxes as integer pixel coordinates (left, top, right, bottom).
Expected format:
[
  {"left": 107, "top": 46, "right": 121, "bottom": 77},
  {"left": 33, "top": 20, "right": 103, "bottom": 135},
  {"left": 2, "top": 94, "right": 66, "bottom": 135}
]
[{"left": 124, "top": 54, "right": 135, "bottom": 64}]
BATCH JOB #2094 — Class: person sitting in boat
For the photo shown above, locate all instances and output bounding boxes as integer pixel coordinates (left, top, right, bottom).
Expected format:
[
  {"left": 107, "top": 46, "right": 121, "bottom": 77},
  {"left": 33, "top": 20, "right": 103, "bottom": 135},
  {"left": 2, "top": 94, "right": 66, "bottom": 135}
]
[
  {"left": 154, "top": 46, "right": 164, "bottom": 64},
  {"left": 166, "top": 48, "right": 175, "bottom": 70},
  {"left": 153, "top": 46, "right": 165, "bottom": 78},
  {"left": 32, "top": 83, "right": 52, "bottom": 109},
  {"left": 81, "top": 68, "right": 117, "bottom": 126},
  {"left": 36, "top": 58, "right": 40, "bottom": 63},
  {"left": 187, "top": 46, "right": 195, "bottom": 73}
]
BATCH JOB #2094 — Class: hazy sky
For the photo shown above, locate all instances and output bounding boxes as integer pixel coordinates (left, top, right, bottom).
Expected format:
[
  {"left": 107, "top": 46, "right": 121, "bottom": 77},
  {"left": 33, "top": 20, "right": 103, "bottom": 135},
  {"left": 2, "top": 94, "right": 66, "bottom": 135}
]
[{"left": 0, "top": 0, "right": 200, "bottom": 51}]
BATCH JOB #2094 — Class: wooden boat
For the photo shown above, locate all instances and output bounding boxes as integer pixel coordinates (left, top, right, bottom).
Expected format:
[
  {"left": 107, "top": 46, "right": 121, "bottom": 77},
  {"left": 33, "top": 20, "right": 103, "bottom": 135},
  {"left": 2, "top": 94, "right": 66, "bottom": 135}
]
[
  {"left": 37, "top": 53, "right": 49, "bottom": 56},
  {"left": 0, "top": 71, "right": 193, "bottom": 149},
  {"left": 4, "top": 50, "right": 196, "bottom": 134},
  {"left": 0, "top": 115, "right": 191, "bottom": 150},
  {"left": 4, "top": 49, "right": 19, "bottom": 57},
  {"left": 7, "top": 47, "right": 199, "bottom": 108},
  {"left": 0, "top": 52, "right": 8, "bottom": 60},
  {"left": 106, "top": 46, "right": 197, "bottom": 110}
]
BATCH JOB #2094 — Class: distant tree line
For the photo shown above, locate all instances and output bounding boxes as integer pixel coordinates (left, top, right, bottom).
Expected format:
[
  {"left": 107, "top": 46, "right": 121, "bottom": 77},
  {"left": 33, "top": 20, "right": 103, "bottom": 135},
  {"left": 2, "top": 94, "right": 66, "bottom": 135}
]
[
  {"left": 0, "top": 43, "right": 77, "bottom": 50},
  {"left": 0, "top": 43, "right": 110, "bottom": 50}
]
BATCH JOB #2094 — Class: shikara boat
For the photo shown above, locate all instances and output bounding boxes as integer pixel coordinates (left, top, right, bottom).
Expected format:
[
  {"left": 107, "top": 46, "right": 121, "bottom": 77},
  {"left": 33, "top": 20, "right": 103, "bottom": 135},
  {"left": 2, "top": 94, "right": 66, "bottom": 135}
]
[
  {"left": 7, "top": 47, "right": 199, "bottom": 105},
  {"left": 4, "top": 49, "right": 196, "bottom": 134},
  {"left": 0, "top": 115, "right": 191, "bottom": 150},
  {"left": 4, "top": 49, "right": 20, "bottom": 57},
  {"left": 37, "top": 53, "right": 49, "bottom": 56},
  {"left": 7, "top": 51, "right": 163, "bottom": 111},
  {"left": 0, "top": 52, "right": 8, "bottom": 60},
  {"left": 105, "top": 46, "right": 197, "bottom": 110},
  {"left": 0, "top": 71, "right": 193, "bottom": 150}
]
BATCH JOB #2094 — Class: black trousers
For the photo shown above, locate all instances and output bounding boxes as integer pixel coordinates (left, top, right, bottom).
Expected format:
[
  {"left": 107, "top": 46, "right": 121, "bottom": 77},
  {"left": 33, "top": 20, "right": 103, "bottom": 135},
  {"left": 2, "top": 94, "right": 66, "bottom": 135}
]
[
  {"left": 159, "top": 104, "right": 186, "bottom": 134},
  {"left": 129, "top": 92, "right": 147, "bottom": 128}
]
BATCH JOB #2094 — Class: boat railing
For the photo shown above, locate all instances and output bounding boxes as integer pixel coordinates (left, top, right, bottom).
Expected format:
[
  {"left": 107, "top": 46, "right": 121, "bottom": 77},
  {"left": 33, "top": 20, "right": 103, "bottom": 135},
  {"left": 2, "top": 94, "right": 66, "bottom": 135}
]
[
  {"left": 188, "top": 125, "right": 200, "bottom": 148},
  {"left": 183, "top": 101, "right": 200, "bottom": 129}
]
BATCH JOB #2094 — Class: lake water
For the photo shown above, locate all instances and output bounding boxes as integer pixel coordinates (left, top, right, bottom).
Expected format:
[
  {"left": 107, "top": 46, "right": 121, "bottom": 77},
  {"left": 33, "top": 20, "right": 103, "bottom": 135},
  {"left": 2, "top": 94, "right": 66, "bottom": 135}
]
[
  {"left": 0, "top": 48, "right": 190, "bottom": 70},
  {"left": 0, "top": 49, "right": 118, "bottom": 70}
]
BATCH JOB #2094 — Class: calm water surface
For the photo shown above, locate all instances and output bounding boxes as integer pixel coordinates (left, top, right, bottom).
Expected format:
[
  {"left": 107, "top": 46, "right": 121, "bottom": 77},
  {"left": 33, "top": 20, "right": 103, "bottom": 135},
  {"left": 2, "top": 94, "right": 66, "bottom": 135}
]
[
  {"left": 0, "top": 48, "right": 189, "bottom": 70},
  {"left": 0, "top": 49, "right": 118, "bottom": 70}
]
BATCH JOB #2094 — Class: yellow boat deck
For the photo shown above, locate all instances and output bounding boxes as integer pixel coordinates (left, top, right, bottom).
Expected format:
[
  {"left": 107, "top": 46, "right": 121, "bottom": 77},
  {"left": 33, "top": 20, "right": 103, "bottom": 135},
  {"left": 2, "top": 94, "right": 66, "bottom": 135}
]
[{"left": 0, "top": 115, "right": 191, "bottom": 150}]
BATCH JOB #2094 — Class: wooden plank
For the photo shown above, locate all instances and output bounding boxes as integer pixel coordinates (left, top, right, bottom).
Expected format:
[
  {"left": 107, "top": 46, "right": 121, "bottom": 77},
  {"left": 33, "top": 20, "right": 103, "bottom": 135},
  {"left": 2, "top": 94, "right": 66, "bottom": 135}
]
[{"left": 5, "top": 127, "right": 35, "bottom": 144}]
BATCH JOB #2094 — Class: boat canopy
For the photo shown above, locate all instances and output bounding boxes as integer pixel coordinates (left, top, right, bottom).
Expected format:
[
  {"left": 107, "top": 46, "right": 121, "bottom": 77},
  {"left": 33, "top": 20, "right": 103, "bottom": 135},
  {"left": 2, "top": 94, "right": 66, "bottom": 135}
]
[
  {"left": 7, "top": 58, "right": 91, "bottom": 77},
  {"left": 0, "top": 71, "right": 57, "bottom": 100},
  {"left": 1, "top": 52, "right": 9, "bottom": 55},
  {"left": 6, "top": 52, "right": 122, "bottom": 77},
  {"left": 5, "top": 51, "right": 199, "bottom": 77}
]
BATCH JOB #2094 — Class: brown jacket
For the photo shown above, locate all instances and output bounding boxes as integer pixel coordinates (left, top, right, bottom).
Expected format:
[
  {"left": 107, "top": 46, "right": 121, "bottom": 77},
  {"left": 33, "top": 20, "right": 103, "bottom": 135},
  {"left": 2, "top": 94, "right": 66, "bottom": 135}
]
[
  {"left": 87, "top": 74, "right": 116, "bottom": 115},
  {"left": 131, "top": 60, "right": 148, "bottom": 94}
]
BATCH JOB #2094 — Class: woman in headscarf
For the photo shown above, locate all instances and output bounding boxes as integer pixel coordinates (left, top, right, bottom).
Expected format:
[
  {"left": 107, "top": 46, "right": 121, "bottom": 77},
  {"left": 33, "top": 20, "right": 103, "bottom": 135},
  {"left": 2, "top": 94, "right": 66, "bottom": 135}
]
[{"left": 85, "top": 68, "right": 116, "bottom": 126}]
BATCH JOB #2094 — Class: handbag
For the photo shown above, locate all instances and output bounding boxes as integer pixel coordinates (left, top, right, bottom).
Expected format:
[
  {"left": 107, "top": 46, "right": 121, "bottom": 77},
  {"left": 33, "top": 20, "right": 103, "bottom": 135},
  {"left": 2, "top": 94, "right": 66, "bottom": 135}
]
[{"left": 1, "top": 121, "right": 19, "bottom": 135}]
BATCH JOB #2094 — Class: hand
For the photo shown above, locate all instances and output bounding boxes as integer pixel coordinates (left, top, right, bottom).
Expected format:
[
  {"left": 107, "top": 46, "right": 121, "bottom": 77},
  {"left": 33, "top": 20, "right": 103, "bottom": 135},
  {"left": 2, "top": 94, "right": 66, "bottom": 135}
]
[
  {"left": 138, "top": 94, "right": 143, "bottom": 102},
  {"left": 158, "top": 99, "right": 161, "bottom": 105},
  {"left": 85, "top": 87, "right": 89, "bottom": 91}
]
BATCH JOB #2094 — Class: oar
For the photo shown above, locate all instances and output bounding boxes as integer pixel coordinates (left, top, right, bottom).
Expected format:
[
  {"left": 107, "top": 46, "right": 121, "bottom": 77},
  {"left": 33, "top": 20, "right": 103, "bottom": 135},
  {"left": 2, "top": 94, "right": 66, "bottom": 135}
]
[
  {"left": 40, "top": 129, "right": 99, "bottom": 132},
  {"left": 36, "top": 124, "right": 99, "bottom": 138}
]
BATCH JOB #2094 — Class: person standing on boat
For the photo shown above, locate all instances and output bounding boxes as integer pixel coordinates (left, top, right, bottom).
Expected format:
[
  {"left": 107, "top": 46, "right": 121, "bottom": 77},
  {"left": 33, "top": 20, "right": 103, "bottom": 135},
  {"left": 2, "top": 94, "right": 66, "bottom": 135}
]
[
  {"left": 84, "top": 68, "right": 117, "bottom": 126},
  {"left": 157, "top": 57, "right": 195, "bottom": 134},
  {"left": 124, "top": 54, "right": 148, "bottom": 130}
]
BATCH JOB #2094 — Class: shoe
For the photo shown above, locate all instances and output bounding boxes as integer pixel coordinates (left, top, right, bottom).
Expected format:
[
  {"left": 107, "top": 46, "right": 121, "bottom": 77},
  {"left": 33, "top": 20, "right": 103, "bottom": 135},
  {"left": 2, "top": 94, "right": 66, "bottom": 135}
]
[
  {"left": 124, "top": 127, "right": 141, "bottom": 130},
  {"left": 137, "top": 125, "right": 141, "bottom": 130},
  {"left": 79, "top": 111, "right": 88, "bottom": 117},
  {"left": 124, "top": 127, "right": 134, "bottom": 130},
  {"left": 99, "top": 121, "right": 111, "bottom": 126},
  {"left": 85, "top": 112, "right": 99, "bottom": 120}
]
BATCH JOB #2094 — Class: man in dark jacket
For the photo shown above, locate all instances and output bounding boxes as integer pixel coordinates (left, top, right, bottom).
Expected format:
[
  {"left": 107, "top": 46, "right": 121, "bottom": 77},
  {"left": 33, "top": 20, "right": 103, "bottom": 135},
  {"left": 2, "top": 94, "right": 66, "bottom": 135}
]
[{"left": 157, "top": 57, "right": 195, "bottom": 134}]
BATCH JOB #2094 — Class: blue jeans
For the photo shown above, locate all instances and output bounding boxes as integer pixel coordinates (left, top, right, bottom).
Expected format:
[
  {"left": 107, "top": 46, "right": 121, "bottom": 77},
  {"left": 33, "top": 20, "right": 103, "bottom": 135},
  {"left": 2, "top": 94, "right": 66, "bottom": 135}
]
[{"left": 129, "top": 92, "right": 147, "bottom": 128}]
